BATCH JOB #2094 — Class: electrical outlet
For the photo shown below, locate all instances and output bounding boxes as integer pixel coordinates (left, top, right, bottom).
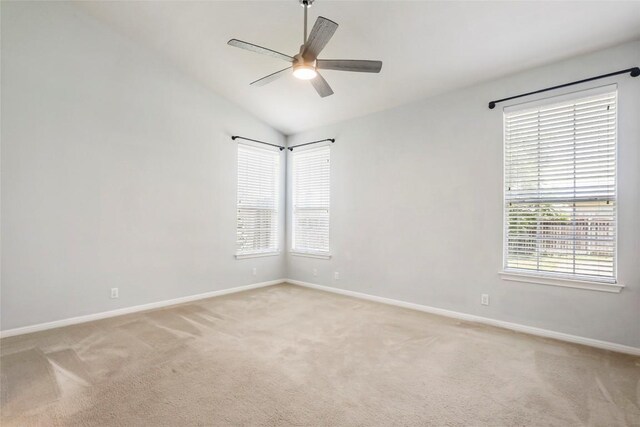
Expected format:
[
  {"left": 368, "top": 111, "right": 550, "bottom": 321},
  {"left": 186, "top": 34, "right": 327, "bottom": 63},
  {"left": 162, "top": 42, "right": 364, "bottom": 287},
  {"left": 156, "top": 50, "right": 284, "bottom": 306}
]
[
  {"left": 481, "top": 294, "right": 489, "bottom": 306},
  {"left": 334, "top": 272, "right": 340, "bottom": 280},
  {"left": 313, "top": 268, "right": 318, "bottom": 277},
  {"left": 111, "top": 288, "right": 119, "bottom": 299},
  {"left": 252, "top": 267, "right": 257, "bottom": 276}
]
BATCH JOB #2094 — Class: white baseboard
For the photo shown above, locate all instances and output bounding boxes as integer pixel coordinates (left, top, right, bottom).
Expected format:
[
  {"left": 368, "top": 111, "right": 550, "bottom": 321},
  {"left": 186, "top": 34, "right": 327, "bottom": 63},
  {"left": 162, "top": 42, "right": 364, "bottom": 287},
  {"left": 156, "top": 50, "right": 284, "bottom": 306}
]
[
  {"left": 4, "top": 278, "right": 638, "bottom": 356},
  {"left": 0, "top": 279, "right": 284, "bottom": 339},
  {"left": 286, "top": 279, "right": 640, "bottom": 356}
]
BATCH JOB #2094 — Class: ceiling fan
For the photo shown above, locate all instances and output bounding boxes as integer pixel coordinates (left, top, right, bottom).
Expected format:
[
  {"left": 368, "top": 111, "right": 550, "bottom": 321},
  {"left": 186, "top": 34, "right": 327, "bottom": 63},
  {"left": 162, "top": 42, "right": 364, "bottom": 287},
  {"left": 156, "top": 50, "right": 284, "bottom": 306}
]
[{"left": 227, "top": 0, "right": 382, "bottom": 98}]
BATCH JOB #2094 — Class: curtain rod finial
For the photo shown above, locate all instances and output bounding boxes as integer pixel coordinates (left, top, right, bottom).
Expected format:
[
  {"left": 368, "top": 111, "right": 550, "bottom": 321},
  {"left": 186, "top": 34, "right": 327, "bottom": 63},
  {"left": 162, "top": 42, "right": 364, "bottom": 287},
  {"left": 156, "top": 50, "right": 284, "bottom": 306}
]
[
  {"left": 631, "top": 67, "right": 640, "bottom": 77},
  {"left": 488, "top": 101, "right": 496, "bottom": 109}
]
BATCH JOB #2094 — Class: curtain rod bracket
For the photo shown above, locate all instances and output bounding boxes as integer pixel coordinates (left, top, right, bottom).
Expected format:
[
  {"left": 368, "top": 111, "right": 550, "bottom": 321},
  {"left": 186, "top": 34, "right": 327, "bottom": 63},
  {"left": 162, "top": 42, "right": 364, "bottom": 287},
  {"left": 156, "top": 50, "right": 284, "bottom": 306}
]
[{"left": 488, "top": 66, "right": 639, "bottom": 110}]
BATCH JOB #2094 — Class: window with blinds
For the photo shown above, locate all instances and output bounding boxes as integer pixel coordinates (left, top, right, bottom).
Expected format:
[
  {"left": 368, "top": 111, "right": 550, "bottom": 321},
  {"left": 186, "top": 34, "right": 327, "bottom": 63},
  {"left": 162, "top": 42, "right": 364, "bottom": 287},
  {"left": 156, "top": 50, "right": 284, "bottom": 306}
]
[
  {"left": 504, "top": 88, "right": 617, "bottom": 283},
  {"left": 292, "top": 146, "right": 330, "bottom": 256},
  {"left": 236, "top": 144, "right": 280, "bottom": 256}
]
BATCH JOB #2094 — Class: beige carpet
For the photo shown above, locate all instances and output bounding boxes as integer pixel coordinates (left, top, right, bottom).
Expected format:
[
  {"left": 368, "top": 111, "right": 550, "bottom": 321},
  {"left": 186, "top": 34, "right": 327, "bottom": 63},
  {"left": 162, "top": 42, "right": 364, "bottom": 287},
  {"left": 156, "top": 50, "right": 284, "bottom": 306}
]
[{"left": 1, "top": 283, "right": 638, "bottom": 426}]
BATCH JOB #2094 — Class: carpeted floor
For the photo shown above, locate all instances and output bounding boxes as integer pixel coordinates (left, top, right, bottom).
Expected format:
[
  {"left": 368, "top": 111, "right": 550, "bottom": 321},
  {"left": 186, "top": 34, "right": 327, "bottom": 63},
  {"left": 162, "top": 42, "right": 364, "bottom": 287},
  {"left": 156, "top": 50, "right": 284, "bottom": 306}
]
[{"left": 1, "top": 283, "right": 638, "bottom": 426}]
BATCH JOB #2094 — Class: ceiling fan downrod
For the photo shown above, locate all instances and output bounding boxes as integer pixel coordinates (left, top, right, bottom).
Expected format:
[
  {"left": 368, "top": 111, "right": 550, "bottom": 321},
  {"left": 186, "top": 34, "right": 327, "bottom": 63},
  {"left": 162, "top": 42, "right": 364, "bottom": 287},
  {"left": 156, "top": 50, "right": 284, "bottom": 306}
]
[{"left": 301, "top": 0, "right": 313, "bottom": 45}]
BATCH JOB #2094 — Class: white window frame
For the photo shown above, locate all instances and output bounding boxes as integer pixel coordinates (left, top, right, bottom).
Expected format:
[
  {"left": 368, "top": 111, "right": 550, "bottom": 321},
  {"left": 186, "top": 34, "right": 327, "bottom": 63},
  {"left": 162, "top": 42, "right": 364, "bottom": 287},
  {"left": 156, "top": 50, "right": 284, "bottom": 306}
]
[
  {"left": 235, "top": 143, "right": 280, "bottom": 259},
  {"left": 290, "top": 144, "right": 331, "bottom": 259},
  {"left": 499, "top": 85, "right": 623, "bottom": 293}
]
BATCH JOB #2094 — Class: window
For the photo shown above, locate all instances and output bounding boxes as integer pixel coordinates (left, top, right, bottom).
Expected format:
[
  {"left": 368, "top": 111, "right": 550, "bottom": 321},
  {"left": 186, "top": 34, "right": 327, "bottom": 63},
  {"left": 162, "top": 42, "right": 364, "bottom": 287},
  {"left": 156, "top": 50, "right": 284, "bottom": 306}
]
[
  {"left": 503, "top": 87, "right": 617, "bottom": 286},
  {"left": 236, "top": 144, "right": 280, "bottom": 257},
  {"left": 291, "top": 146, "right": 330, "bottom": 257}
]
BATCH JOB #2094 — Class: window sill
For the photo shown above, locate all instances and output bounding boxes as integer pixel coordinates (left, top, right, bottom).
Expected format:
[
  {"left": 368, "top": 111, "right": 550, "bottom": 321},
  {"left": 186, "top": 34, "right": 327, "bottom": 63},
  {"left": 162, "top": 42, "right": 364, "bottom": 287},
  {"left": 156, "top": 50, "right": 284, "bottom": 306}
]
[
  {"left": 290, "top": 251, "right": 332, "bottom": 260},
  {"left": 235, "top": 251, "right": 280, "bottom": 260},
  {"left": 499, "top": 271, "right": 623, "bottom": 293}
]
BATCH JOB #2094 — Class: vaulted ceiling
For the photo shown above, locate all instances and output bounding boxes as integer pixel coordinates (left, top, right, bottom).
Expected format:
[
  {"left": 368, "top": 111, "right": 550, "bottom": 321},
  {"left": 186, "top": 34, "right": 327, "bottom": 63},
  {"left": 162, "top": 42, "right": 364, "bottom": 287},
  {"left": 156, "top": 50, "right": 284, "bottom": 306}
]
[{"left": 76, "top": 1, "right": 640, "bottom": 135}]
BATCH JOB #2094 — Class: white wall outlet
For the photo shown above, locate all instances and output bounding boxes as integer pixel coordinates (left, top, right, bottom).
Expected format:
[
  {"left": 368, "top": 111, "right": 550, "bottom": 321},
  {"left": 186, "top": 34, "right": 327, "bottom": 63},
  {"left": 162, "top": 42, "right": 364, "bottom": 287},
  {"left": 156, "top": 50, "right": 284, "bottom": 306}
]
[
  {"left": 252, "top": 267, "right": 257, "bottom": 276},
  {"left": 334, "top": 272, "right": 340, "bottom": 280},
  {"left": 313, "top": 268, "right": 318, "bottom": 277},
  {"left": 111, "top": 288, "right": 119, "bottom": 299},
  {"left": 481, "top": 294, "right": 489, "bottom": 306}
]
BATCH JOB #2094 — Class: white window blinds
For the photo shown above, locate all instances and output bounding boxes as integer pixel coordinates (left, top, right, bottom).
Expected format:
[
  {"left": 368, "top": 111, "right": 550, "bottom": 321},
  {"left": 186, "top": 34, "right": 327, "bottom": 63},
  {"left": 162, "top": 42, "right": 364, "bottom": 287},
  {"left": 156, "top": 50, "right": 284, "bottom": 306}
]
[
  {"left": 236, "top": 144, "right": 280, "bottom": 256},
  {"left": 504, "top": 88, "right": 617, "bottom": 283},
  {"left": 292, "top": 146, "right": 330, "bottom": 255}
]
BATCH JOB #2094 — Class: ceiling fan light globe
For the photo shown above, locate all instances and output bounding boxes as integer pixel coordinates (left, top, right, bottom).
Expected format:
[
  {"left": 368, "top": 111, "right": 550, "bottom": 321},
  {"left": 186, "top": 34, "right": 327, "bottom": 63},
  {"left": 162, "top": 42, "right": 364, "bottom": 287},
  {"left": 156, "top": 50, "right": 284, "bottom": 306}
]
[{"left": 293, "top": 65, "right": 317, "bottom": 80}]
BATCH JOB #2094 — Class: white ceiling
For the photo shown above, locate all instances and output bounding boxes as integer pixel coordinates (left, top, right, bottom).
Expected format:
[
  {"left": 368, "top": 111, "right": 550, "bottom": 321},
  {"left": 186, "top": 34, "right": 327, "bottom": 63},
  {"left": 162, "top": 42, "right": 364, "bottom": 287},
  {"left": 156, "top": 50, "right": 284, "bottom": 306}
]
[{"left": 76, "top": 1, "right": 640, "bottom": 135}]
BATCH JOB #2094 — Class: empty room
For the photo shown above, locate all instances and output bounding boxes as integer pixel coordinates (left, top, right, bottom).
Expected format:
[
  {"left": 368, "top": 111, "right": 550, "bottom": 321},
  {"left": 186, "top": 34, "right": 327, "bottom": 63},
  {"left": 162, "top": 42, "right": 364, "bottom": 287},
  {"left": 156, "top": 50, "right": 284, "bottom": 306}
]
[{"left": 1, "top": 0, "right": 639, "bottom": 425}]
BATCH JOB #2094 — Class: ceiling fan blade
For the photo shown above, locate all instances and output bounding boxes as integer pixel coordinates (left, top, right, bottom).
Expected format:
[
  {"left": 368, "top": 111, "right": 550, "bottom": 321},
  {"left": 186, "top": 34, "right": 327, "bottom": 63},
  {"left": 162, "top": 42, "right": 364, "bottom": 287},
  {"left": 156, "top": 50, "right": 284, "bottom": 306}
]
[
  {"left": 228, "top": 39, "right": 294, "bottom": 63},
  {"left": 316, "top": 59, "right": 382, "bottom": 73},
  {"left": 310, "top": 72, "right": 334, "bottom": 98},
  {"left": 302, "top": 17, "right": 338, "bottom": 61},
  {"left": 250, "top": 67, "right": 291, "bottom": 87}
]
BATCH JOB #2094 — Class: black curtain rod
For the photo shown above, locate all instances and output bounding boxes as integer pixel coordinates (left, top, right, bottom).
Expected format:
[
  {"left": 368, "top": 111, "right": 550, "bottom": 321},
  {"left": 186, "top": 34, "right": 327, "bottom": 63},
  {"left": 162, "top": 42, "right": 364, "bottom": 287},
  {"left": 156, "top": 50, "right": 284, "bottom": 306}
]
[
  {"left": 231, "top": 135, "right": 285, "bottom": 151},
  {"left": 288, "top": 138, "right": 335, "bottom": 151},
  {"left": 488, "top": 67, "right": 640, "bottom": 109}
]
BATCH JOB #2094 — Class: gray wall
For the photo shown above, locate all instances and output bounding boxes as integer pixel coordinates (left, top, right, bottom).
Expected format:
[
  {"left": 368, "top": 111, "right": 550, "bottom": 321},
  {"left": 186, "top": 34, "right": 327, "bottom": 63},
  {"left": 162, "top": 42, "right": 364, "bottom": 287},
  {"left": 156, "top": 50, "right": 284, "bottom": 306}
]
[
  {"left": 1, "top": 2, "right": 286, "bottom": 330},
  {"left": 286, "top": 41, "right": 640, "bottom": 348}
]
